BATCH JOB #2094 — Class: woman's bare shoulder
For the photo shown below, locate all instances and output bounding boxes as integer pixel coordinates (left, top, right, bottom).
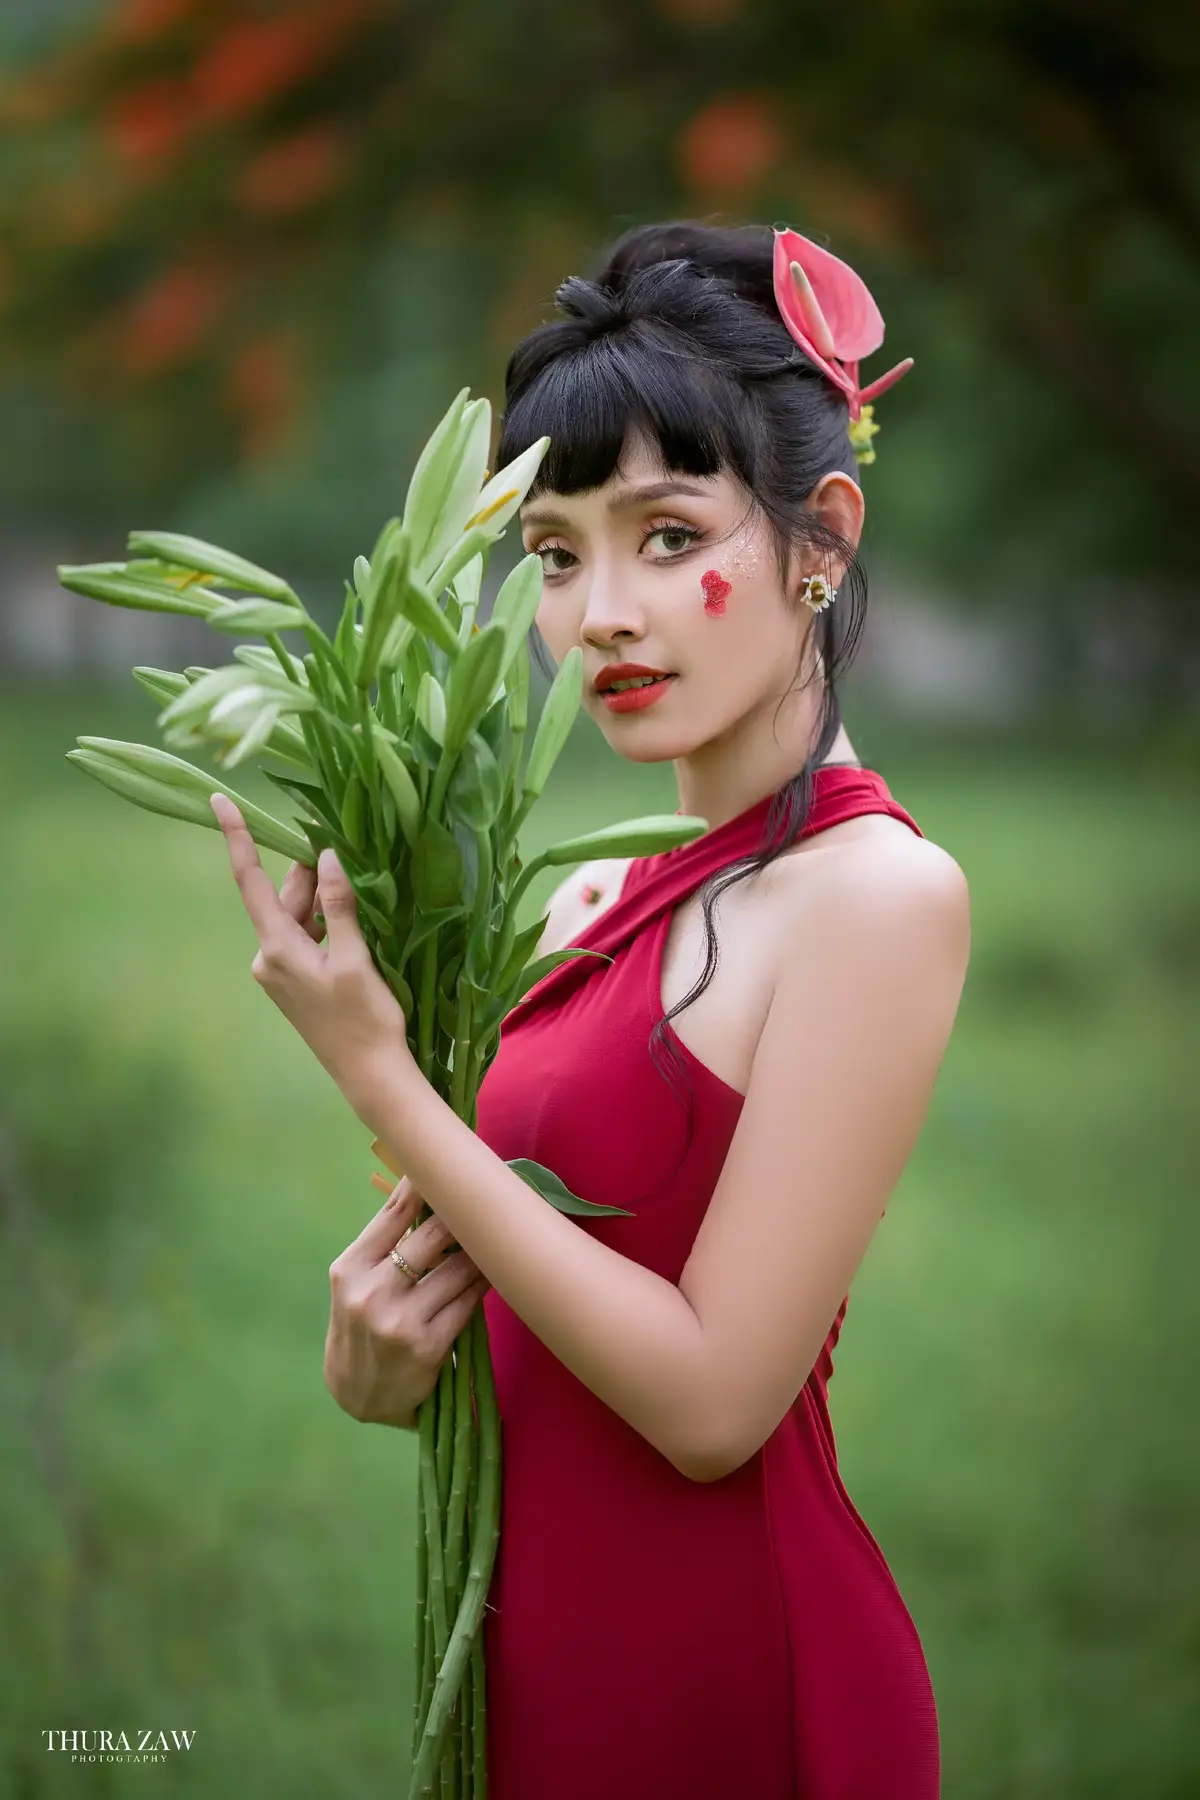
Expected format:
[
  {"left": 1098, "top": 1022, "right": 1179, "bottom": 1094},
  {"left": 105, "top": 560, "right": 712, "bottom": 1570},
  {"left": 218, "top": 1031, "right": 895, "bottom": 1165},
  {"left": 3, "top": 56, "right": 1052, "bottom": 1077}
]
[{"left": 537, "top": 857, "right": 635, "bottom": 957}]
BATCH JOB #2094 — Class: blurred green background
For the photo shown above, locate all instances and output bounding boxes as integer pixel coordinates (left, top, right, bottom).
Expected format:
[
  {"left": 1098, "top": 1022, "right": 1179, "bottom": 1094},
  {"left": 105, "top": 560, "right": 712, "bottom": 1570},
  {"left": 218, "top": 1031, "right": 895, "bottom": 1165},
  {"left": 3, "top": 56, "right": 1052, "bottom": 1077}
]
[{"left": 1, "top": 3, "right": 1197, "bottom": 1796}]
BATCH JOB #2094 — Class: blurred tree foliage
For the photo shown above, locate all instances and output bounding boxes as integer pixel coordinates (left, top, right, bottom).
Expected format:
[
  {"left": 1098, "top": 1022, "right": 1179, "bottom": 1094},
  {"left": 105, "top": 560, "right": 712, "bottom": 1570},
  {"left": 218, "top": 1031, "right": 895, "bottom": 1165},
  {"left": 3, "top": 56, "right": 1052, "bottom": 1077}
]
[{"left": 0, "top": 0, "right": 1196, "bottom": 643}]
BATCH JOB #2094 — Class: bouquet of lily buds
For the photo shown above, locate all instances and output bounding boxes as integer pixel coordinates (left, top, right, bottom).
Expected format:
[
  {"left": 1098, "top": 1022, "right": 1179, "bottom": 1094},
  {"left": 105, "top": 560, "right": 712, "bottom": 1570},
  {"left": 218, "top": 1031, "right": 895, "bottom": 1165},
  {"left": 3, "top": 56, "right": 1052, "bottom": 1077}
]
[{"left": 59, "top": 386, "right": 709, "bottom": 1799}]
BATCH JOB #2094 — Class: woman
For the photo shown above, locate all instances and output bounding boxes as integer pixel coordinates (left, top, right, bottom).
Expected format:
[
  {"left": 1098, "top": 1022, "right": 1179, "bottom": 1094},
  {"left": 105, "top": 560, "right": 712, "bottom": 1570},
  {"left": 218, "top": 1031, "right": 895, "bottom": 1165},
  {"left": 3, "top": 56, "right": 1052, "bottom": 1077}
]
[{"left": 213, "top": 220, "right": 971, "bottom": 1798}]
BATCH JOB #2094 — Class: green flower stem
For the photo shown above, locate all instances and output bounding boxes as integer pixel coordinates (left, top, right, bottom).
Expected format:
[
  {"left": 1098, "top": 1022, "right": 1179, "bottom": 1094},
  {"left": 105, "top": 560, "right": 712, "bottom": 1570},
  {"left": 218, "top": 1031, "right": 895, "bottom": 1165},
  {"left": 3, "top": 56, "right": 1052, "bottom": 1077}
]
[
  {"left": 418, "top": 1401, "right": 450, "bottom": 1677},
  {"left": 427, "top": 745, "right": 461, "bottom": 821},
  {"left": 305, "top": 618, "right": 355, "bottom": 708},
  {"left": 408, "top": 1311, "right": 502, "bottom": 1800},
  {"left": 489, "top": 849, "right": 550, "bottom": 983},
  {"left": 413, "top": 1455, "right": 430, "bottom": 1766},
  {"left": 470, "top": 1622, "right": 487, "bottom": 1796},
  {"left": 450, "top": 986, "right": 475, "bottom": 1119},
  {"left": 265, "top": 632, "right": 304, "bottom": 687},
  {"left": 435, "top": 1356, "right": 454, "bottom": 1518},
  {"left": 295, "top": 713, "right": 337, "bottom": 799},
  {"left": 445, "top": 1327, "right": 477, "bottom": 1798},
  {"left": 459, "top": 1631, "right": 473, "bottom": 1794},
  {"left": 444, "top": 1330, "right": 474, "bottom": 1625},
  {"left": 417, "top": 937, "right": 440, "bottom": 1084}
]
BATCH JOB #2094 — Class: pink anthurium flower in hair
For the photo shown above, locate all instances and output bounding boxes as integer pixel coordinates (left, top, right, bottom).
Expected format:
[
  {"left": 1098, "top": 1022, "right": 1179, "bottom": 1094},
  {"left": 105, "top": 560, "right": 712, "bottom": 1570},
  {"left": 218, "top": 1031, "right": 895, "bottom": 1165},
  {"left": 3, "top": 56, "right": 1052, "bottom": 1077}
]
[{"left": 771, "top": 226, "right": 913, "bottom": 422}]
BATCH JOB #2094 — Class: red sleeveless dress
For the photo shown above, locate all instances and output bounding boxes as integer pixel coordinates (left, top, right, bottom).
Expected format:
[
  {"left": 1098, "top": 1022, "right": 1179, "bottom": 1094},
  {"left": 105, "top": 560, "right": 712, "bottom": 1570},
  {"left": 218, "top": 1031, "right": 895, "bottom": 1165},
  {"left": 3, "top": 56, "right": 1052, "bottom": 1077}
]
[{"left": 475, "top": 766, "right": 941, "bottom": 1799}]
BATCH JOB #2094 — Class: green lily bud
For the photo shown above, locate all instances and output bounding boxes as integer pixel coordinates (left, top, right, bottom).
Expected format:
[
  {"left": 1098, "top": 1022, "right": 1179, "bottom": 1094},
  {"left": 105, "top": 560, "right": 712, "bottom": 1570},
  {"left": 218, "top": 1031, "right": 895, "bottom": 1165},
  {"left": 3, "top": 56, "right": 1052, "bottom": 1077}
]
[
  {"left": 160, "top": 664, "right": 314, "bottom": 731},
  {"left": 131, "top": 666, "right": 190, "bottom": 708},
  {"left": 451, "top": 553, "right": 484, "bottom": 641},
  {"left": 369, "top": 724, "right": 421, "bottom": 848},
  {"left": 124, "top": 530, "right": 301, "bottom": 605},
  {"left": 541, "top": 814, "right": 712, "bottom": 864},
  {"left": 389, "top": 561, "right": 460, "bottom": 660},
  {"left": 521, "top": 645, "right": 583, "bottom": 799},
  {"left": 417, "top": 671, "right": 447, "bottom": 746},
  {"left": 400, "top": 387, "right": 471, "bottom": 571},
  {"left": 444, "top": 621, "right": 508, "bottom": 752},
  {"left": 216, "top": 704, "right": 285, "bottom": 771},
  {"left": 507, "top": 635, "right": 530, "bottom": 734},
  {"left": 358, "top": 527, "right": 415, "bottom": 689},
  {"left": 232, "top": 643, "right": 309, "bottom": 683},
  {"left": 489, "top": 553, "right": 543, "bottom": 674},
  {"left": 340, "top": 771, "right": 368, "bottom": 851},
  {"left": 69, "top": 738, "right": 312, "bottom": 861},
  {"left": 57, "top": 564, "right": 222, "bottom": 618},
  {"left": 463, "top": 436, "right": 551, "bottom": 537},
  {"left": 426, "top": 523, "right": 498, "bottom": 600},
  {"left": 418, "top": 398, "right": 492, "bottom": 580},
  {"left": 377, "top": 613, "right": 416, "bottom": 675},
  {"left": 207, "top": 598, "right": 311, "bottom": 635}
]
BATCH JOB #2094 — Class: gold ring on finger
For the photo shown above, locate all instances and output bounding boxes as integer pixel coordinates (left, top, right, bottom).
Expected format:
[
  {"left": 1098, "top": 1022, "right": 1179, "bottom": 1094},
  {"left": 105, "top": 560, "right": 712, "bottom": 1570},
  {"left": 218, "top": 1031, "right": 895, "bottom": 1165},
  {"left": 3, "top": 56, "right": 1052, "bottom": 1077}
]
[{"left": 390, "top": 1247, "right": 422, "bottom": 1282}]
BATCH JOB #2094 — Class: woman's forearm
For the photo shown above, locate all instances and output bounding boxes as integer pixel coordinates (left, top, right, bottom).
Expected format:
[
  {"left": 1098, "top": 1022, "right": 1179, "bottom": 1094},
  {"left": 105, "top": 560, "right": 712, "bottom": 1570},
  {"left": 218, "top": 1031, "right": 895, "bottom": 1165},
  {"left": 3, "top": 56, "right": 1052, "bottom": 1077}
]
[{"left": 360, "top": 1052, "right": 711, "bottom": 1478}]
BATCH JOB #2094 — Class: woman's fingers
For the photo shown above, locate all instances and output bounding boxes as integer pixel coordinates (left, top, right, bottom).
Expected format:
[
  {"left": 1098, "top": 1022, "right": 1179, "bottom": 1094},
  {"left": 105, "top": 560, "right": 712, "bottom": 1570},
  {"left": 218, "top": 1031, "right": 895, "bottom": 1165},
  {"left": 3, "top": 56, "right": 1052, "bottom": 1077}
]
[
  {"left": 344, "top": 1175, "right": 456, "bottom": 1275},
  {"left": 279, "top": 859, "right": 326, "bottom": 943}
]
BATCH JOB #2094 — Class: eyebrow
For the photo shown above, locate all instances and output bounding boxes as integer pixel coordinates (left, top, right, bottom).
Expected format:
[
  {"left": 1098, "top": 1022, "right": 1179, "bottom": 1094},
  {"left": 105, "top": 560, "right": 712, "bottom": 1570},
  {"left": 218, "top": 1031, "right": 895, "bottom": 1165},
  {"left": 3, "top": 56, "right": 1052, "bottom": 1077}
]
[{"left": 520, "top": 480, "right": 713, "bottom": 531}]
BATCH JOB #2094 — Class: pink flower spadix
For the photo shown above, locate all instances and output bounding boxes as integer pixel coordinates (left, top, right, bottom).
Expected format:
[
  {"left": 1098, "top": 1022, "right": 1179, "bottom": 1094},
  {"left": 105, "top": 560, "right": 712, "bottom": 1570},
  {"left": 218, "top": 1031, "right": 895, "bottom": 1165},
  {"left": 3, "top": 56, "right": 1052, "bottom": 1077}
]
[{"left": 771, "top": 227, "right": 913, "bottom": 422}]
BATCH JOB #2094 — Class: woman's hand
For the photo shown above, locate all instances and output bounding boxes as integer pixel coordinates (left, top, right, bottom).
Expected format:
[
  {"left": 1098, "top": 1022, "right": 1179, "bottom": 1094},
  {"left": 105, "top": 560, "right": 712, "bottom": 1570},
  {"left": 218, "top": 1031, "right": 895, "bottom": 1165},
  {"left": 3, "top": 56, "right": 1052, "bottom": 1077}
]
[
  {"left": 325, "top": 1177, "right": 492, "bottom": 1430},
  {"left": 209, "top": 793, "right": 412, "bottom": 1126}
]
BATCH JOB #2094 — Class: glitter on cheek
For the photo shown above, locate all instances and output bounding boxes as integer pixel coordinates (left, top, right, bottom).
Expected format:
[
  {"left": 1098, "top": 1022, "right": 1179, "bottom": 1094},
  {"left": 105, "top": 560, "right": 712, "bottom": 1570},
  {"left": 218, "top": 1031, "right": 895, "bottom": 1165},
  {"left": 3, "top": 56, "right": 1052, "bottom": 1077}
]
[
  {"left": 725, "top": 543, "right": 761, "bottom": 580},
  {"left": 700, "top": 568, "right": 731, "bottom": 615}
]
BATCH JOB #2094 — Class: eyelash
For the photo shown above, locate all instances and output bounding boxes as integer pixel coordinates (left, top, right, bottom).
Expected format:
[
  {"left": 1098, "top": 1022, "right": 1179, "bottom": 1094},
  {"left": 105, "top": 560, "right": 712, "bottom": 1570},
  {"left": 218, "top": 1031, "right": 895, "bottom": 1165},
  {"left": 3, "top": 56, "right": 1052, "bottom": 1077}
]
[{"left": 530, "top": 520, "right": 705, "bottom": 580}]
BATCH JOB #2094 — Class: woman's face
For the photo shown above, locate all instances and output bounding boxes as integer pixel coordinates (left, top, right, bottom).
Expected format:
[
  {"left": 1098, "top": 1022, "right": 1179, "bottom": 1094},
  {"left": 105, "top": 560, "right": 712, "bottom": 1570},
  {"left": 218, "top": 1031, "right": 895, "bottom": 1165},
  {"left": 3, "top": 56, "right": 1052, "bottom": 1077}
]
[{"left": 518, "top": 427, "right": 858, "bottom": 769}]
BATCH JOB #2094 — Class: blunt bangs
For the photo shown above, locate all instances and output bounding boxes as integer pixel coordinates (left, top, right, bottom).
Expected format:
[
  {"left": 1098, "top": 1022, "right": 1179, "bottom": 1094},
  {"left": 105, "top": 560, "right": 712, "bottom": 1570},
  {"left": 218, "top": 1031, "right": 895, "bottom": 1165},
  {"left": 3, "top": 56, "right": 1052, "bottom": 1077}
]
[{"left": 494, "top": 321, "right": 767, "bottom": 506}]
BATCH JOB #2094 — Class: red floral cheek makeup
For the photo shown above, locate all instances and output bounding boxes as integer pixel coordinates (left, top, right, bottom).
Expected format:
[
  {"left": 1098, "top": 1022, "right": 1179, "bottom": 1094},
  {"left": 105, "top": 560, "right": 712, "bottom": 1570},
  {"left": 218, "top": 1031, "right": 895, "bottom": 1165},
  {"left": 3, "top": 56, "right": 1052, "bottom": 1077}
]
[
  {"left": 701, "top": 569, "right": 731, "bottom": 615},
  {"left": 700, "top": 540, "right": 761, "bottom": 616}
]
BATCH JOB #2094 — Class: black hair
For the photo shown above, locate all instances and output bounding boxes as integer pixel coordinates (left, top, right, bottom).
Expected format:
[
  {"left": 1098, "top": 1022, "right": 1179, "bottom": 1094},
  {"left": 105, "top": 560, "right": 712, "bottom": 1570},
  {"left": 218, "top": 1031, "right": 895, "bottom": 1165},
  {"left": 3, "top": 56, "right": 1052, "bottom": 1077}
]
[{"left": 494, "top": 218, "right": 873, "bottom": 1173}]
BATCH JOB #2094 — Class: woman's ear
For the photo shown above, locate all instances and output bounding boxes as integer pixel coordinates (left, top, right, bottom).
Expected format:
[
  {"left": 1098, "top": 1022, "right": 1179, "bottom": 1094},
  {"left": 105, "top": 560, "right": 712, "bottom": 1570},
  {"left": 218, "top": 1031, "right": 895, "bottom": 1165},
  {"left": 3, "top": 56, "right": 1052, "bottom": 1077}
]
[
  {"left": 802, "top": 471, "right": 865, "bottom": 587},
  {"left": 809, "top": 471, "right": 864, "bottom": 545}
]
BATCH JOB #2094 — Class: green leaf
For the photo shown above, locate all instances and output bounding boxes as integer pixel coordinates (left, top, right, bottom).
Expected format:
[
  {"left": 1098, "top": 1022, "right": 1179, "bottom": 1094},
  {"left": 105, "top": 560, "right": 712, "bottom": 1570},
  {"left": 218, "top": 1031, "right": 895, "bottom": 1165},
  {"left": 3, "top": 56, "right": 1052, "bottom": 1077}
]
[
  {"left": 401, "top": 905, "right": 467, "bottom": 962},
  {"left": 494, "top": 914, "right": 550, "bottom": 992},
  {"left": 447, "top": 731, "right": 504, "bottom": 831},
  {"left": 410, "top": 816, "right": 464, "bottom": 911},
  {"left": 505, "top": 1157, "right": 635, "bottom": 1219},
  {"left": 262, "top": 771, "right": 343, "bottom": 834},
  {"left": 507, "top": 945, "right": 614, "bottom": 1005}
]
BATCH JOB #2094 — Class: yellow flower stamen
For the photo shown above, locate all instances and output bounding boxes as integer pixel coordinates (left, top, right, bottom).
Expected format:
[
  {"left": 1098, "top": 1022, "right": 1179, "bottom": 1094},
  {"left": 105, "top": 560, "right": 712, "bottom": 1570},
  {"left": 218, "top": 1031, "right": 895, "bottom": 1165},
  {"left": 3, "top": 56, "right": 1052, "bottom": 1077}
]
[{"left": 464, "top": 487, "right": 518, "bottom": 530}]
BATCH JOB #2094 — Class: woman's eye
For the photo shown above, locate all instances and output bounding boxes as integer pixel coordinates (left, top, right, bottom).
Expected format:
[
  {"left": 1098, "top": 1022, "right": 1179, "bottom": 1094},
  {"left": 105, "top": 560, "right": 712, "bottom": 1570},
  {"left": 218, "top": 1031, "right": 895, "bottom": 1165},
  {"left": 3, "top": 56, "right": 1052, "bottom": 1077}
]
[
  {"left": 532, "top": 523, "right": 701, "bottom": 578},
  {"left": 535, "top": 545, "right": 575, "bottom": 575},
  {"left": 647, "top": 525, "right": 700, "bottom": 556}
]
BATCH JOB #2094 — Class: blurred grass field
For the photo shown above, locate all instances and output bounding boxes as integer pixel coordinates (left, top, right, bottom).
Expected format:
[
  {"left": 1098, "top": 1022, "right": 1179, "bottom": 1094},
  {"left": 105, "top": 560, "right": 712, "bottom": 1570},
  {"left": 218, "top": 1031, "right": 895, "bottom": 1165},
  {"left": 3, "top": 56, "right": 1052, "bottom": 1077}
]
[{"left": 2, "top": 684, "right": 1197, "bottom": 1798}]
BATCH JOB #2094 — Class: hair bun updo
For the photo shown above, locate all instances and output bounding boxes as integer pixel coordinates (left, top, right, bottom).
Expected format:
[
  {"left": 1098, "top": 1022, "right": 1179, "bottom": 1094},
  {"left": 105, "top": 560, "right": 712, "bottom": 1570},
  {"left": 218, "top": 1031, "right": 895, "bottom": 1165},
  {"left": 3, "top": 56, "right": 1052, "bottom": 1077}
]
[{"left": 553, "top": 275, "right": 631, "bottom": 334}]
